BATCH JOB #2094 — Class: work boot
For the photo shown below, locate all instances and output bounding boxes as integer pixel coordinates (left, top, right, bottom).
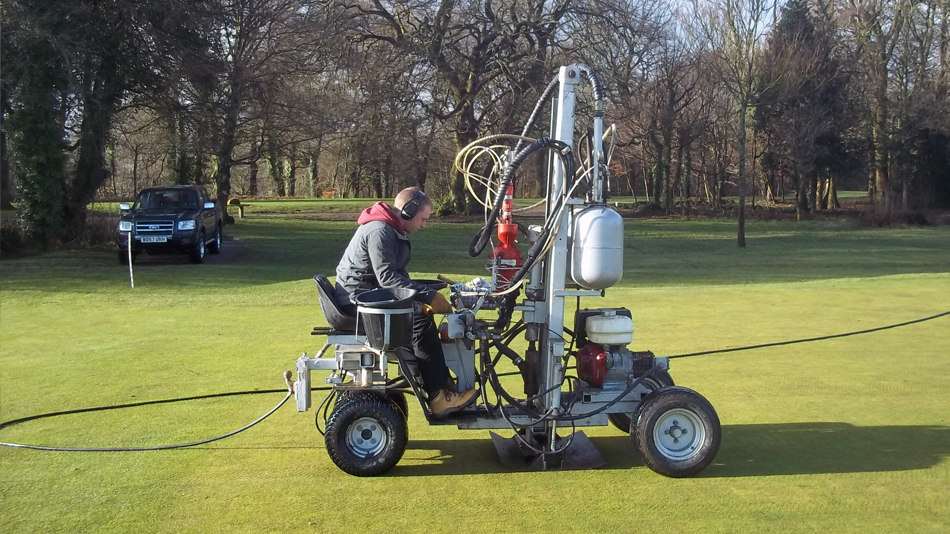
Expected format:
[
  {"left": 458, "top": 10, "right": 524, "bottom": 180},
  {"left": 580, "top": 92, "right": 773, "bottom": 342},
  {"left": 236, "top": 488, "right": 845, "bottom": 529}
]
[{"left": 429, "top": 388, "right": 478, "bottom": 418}]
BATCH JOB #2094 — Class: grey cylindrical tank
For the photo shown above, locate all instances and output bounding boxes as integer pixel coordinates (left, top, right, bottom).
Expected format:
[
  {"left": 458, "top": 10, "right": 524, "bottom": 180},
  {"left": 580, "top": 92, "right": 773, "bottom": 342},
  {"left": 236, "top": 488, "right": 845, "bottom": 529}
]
[{"left": 571, "top": 205, "right": 623, "bottom": 289}]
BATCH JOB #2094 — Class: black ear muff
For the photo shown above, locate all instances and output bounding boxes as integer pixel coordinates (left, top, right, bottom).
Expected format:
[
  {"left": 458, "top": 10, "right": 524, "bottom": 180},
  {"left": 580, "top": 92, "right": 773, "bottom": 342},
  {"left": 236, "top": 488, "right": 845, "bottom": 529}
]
[{"left": 400, "top": 190, "right": 426, "bottom": 220}]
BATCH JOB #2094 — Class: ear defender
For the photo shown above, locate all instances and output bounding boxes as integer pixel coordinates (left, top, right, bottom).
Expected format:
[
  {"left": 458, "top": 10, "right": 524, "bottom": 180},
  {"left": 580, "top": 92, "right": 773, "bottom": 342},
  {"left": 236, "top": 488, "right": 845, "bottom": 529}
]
[{"left": 400, "top": 190, "right": 426, "bottom": 220}]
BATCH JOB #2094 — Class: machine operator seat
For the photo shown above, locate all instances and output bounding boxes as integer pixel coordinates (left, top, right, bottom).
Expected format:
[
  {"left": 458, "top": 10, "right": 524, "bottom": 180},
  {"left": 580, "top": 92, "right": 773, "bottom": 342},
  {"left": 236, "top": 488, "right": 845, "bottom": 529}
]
[
  {"left": 312, "top": 274, "right": 421, "bottom": 389},
  {"left": 313, "top": 275, "right": 357, "bottom": 332}
]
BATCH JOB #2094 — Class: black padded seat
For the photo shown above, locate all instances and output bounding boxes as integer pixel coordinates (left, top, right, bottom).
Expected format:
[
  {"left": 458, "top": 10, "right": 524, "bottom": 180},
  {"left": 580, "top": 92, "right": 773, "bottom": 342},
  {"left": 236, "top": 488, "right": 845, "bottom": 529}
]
[{"left": 313, "top": 275, "right": 357, "bottom": 332}]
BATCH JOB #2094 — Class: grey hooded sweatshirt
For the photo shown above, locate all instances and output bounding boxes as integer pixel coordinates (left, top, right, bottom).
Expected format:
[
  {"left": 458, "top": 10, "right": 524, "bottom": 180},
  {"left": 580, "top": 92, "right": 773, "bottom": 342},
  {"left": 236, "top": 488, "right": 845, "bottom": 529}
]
[{"left": 333, "top": 201, "right": 436, "bottom": 308}]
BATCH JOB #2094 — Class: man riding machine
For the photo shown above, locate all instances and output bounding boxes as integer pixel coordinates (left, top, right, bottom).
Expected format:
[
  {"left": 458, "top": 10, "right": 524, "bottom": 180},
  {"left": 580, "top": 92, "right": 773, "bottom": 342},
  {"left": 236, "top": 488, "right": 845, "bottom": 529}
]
[{"left": 292, "top": 64, "right": 721, "bottom": 478}]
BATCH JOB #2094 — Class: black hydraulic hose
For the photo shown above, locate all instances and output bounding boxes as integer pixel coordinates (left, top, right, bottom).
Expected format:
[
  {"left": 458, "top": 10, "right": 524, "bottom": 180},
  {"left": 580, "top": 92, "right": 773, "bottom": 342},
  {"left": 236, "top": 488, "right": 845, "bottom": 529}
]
[
  {"left": 0, "top": 391, "right": 295, "bottom": 452},
  {"left": 513, "top": 76, "right": 560, "bottom": 155},
  {"left": 552, "top": 367, "right": 658, "bottom": 421},
  {"left": 0, "top": 387, "right": 331, "bottom": 431},
  {"left": 567, "top": 62, "right": 605, "bottom": 101},
  {"left": 664, "top": 309, "right": 950, "bottom": 359},
  {"left": 469, "top": 138, "right": 575, "bottom": 257}
]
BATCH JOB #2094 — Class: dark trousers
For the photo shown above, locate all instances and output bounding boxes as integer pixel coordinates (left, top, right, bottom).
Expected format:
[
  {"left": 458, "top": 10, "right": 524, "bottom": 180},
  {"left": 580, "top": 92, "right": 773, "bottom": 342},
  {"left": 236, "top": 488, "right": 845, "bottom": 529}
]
[
  {"left": 344, "top": 302, "right": 448, "bottom": 398},
  {"left": 412, "top": 311, "right": 449, "bottom": 398}
]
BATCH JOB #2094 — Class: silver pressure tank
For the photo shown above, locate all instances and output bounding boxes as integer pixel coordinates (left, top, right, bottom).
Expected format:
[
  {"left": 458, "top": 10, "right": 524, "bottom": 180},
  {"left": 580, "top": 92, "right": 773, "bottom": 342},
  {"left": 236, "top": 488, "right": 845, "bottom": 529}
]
[{"left": 570, "top": 205, "right": 624, "bottom": 289}]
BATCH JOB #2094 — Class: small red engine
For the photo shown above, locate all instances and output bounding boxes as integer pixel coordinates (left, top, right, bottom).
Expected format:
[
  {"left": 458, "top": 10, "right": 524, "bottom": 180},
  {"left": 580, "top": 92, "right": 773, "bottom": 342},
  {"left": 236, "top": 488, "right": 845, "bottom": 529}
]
[{"left": 576, "top": 343, "right": 608, "bottom": 387}]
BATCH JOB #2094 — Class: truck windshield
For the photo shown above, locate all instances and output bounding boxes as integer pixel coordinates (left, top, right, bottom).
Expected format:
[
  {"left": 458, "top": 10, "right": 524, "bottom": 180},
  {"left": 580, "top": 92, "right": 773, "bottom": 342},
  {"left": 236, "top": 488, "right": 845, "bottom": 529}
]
[{"left": 134, "top": 190, "right": 199, "bottom": 211}]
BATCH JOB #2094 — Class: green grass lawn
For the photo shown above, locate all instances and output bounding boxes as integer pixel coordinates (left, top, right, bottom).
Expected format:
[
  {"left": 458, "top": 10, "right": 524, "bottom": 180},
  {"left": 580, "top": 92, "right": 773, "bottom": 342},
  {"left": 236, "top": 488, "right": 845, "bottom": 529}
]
[{"left": 2, "top": 215, "right": 949, "bottom": 533}]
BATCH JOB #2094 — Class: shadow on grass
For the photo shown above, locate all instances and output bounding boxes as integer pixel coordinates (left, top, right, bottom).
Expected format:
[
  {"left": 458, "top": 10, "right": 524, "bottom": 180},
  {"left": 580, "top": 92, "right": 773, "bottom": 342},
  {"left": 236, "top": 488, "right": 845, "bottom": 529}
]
[{"left": 386, "top": 423, "right": 950, "bottom": 477}]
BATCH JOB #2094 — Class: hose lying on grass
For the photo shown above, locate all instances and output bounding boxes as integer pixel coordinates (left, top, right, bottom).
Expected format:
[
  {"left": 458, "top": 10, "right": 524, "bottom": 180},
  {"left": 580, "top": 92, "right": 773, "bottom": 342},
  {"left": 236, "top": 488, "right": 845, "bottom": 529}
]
[{"left": 2, "top": 310, "right": 948, "bottom": 452}]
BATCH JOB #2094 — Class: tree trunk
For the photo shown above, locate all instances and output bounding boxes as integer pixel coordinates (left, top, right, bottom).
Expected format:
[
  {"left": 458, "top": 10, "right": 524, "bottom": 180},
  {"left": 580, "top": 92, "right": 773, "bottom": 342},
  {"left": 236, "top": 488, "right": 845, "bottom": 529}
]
[
  {"left": 1, "top": 103, "right": 15, "bottom": 209},
  {"left": 66, "top": 73, "right": 122, "bottom": 239},
  {"left": 131, "top": 148, "right": 139, "bottom": 196},
  {"left": 288, "top": 143, "right": 298, "bottom": 197},
  {"left": 249, "top": 158, "right": 259, "bottom": 196},
  {"left": 213, "top": 90, "right": 240, "bottom": 218},
  {"left": 309, "top": 135, "right": 323, "bottom": 196},
  {"left": 810, "top": 170, "right": 819, "bottom": 213},
  {"left": 174, "top": 112, "right": 189, "bottom": 185},
  {"left": 660, "top": 128, "right": 674, "bottom": 209},
  {"left": 267, "top": 135, "right": 286, "bottom": 197},
  {"left": 452, "top": 107, "right": 479, "bottom": 213},
  {"left": 683, "top": 149, "right": 692, "bottom": 210},
  {"left": 737, "top": 104, "right": 747, "bottom": 248},
  {"left": 871, "top": 62, "right": 890, "bottom": 210}
]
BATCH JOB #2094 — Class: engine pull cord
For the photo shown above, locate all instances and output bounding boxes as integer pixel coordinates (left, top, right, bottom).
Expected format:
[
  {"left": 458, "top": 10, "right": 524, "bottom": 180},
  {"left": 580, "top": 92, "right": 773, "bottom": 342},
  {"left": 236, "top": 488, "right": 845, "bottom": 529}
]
[
  {"left": 0, "top": 373, "right": 310, "bottom": 452},
  {"left": 663, "top": 309, "right": 950, "bottom": 359}
]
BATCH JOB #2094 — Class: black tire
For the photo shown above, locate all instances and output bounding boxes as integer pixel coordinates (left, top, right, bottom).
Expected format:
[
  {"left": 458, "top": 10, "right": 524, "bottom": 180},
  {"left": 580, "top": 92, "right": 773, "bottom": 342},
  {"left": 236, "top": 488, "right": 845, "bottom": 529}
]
[
  {"left": 325, "top": 395, "right": 408, "bottom": 477},
  {"left": 208, "top": 225, "right": 222, "bottom": 254},
  {"left": 631, "top": 386, "right": 721, "bottom": 478},
  {"left": 388, "top": 391, "right": 410, "bottom": 420},
  {"left": 189, "top": 232, "right": 206, "bottom": 264},
  {"left": 336, "top": 390, "right": 409, "bottom": 420},
  {"left": 607, "top": 370, "right": 674, "bottom": 433}
]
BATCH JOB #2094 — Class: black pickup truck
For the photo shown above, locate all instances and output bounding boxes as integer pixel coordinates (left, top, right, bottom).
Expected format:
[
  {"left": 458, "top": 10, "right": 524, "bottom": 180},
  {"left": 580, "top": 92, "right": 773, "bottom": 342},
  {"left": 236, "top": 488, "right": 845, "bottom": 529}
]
[{"left": 115, "top": 185, "right": 223, "bottom": 264}]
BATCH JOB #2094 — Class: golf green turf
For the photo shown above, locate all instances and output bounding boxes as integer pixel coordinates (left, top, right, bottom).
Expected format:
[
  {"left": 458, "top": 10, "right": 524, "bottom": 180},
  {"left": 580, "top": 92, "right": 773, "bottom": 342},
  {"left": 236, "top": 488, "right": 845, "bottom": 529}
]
[{"left": 1, "top": 215, "right": 949, "bottom": 533}]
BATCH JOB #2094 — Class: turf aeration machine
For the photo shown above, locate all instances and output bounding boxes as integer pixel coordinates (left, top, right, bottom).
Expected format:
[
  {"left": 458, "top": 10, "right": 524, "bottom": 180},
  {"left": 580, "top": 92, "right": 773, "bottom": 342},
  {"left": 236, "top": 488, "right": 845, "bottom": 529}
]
[{"left": 292, "top": 64, "right": 721, "bottom": 477}]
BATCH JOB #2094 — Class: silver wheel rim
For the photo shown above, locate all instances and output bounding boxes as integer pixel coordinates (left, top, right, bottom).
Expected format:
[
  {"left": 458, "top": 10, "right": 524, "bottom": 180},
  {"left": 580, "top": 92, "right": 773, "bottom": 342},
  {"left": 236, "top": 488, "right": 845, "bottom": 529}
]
[
  {"left": 215, "top": 229, "right": 221, "bottom": 247},
  {"left": 198, "top": 240, "right": 205, "bottom": 258},
  {"left": 653, "top": 408, "right": 705, "bottom": 461},
  {"left": 345, "top": 417, "right": 387, "bottom": 458}
]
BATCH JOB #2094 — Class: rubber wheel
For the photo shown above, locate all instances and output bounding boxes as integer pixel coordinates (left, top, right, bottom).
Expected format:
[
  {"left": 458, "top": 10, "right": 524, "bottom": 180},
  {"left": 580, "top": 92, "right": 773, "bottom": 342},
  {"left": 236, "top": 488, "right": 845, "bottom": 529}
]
[
  {"left": 631, "top": 386, "right": 721, "bottom": 478},
  {"left": 607, "top": 370, "right": 674, "bottom": 433},
  {"left": 387, "top": 391, "right": 410, "bottom": 420},
  {"left": 325, "top": 394, "right": 408, "bottom": 477},
  {"left": 208, "top": 225, "right": 222, "bottom": 254},
  {"left": 336, "top": 390, "right": 409, "bottom": 420},
  {"left": 189, "top": 233, "right": 206, "bottom": 264}
]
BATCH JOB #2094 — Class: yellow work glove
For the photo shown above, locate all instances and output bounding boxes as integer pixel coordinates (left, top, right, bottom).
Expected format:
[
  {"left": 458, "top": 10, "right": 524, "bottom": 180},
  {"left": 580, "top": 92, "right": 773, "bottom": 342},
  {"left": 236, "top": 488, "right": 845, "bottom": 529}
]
[{"left": 427, "top": 292, "right": 453, "bottom": 314}]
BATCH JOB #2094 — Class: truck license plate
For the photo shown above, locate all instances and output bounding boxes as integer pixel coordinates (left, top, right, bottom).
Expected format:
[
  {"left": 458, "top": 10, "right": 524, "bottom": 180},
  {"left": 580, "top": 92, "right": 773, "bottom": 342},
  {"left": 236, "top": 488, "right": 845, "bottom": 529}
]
[{"left": 141, "top": 236, "right": 168, "bottom": 243}]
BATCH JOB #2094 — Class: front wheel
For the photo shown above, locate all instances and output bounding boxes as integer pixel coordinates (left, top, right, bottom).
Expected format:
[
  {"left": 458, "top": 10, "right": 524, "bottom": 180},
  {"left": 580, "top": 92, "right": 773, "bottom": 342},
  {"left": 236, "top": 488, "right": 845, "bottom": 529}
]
[
  {"left": 208, "top": 225, "right": 222, "bottom": 254},
  {"left": 189, "top": 233, "right": 206, "bottom": 264},
  {"left": 631, "top": 386, "right": 721, "bottom": 478},
  {"left": 325, "top": 395, "right": 408, "bottom": 476}
]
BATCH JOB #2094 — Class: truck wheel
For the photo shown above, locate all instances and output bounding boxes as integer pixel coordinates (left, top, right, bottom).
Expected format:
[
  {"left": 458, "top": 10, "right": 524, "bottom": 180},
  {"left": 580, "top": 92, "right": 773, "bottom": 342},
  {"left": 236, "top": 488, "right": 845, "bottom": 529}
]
[
  {"left": 325, "top": 395, "right": 408, "bottom": 476},
  {"left": 208, "top": 225, "right": 222, "bottom": 254},
  {"left": 189, "top": 233, "right": 206, "bottom": 264},
  {"left": 632, "top": 387, "right": 721, "bottom": 478},
  {"left": 607, "top": 370, "right": 674, "bottom": 433}
]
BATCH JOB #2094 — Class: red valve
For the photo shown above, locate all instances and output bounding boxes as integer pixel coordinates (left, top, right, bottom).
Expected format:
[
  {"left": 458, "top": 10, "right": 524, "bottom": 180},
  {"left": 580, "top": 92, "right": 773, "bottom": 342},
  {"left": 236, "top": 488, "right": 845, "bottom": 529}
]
[{"left": 490, "top": 184, "right": 522, "bottom": 288}]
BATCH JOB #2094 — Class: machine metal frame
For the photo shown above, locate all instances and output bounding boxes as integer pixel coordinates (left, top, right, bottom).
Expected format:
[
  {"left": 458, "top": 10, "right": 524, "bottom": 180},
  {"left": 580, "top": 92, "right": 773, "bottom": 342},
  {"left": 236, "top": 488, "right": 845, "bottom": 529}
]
[{"left": 293, "top": 65, "right": 721, "bottom": 477}]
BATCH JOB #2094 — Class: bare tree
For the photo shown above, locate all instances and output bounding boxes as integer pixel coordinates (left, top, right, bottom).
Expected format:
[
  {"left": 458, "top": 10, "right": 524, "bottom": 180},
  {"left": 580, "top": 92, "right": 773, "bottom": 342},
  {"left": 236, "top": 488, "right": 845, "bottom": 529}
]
[{"left": 687, "top": 0, "right": 775, "bottom": 247}]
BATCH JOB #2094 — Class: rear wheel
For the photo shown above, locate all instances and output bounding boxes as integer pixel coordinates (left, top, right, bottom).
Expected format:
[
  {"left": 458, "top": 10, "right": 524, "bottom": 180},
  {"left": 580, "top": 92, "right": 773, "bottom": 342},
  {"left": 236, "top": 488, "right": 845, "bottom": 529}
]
[
  {"left": 189, "top": 233, "right": 206, "bottom": 264},
  {"left": 325, "top": 394, "right": 408, "bottom": 476},
  {"left": 336, "top": 390, "right": 409, "bottom": 420},
  {"left": 631, "top": 387, "right": 721, "bottom": 478},
  {"left": 607, "top": 370, "right": 674, "bottom": 433}
]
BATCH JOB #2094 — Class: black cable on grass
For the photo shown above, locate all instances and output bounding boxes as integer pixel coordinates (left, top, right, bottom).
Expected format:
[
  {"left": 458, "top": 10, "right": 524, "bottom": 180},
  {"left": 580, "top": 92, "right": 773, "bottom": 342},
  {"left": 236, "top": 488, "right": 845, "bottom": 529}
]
[
  {"left": 0, "top": 386, "right": 331, "bottom": 431},
  {"left": 4, "top": 310, "right": 948, "bottom": 452},
  {"left": 0, "top": 392, "right": 293, "bottom": 452},
  {"left": 664, "top": 309, "right": 950, "bottom": 359},
  {"left": 0, "top": 386, "right": 334, "bottom": 452}
]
